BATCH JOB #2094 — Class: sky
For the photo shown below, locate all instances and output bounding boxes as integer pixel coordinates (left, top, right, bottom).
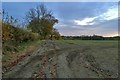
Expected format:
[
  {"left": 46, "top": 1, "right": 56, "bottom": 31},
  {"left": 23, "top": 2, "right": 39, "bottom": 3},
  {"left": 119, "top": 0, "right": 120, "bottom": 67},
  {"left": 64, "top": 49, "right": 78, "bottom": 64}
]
[
  {"left": 2, "top": 2, "right": 119, "bottom": 37},
  {"left": 1, "top": 0, "right": 119, "bottom": 2}
]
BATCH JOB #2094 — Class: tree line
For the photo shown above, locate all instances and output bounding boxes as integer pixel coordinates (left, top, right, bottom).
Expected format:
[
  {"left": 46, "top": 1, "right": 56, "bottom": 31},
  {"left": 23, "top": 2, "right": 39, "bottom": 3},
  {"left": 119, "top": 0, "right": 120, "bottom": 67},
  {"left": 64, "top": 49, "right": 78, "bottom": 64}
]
[{"left": 61, "top": 35, "right": 120, "bottom": 40}]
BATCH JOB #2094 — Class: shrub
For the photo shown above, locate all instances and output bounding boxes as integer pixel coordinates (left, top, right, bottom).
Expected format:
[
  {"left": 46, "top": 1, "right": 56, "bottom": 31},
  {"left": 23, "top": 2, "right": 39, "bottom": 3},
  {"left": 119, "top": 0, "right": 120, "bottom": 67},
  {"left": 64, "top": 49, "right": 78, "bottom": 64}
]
[{"left": 2, "top": 22, "right": 40, "bottom": 54}]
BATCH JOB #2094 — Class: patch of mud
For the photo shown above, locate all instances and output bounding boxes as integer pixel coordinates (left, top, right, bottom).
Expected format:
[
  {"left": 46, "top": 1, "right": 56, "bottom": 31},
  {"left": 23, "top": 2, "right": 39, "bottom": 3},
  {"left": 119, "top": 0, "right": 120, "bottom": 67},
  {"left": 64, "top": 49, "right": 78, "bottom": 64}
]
[{"left": 64, "top": 46, "right": 117, "bottom": 78}]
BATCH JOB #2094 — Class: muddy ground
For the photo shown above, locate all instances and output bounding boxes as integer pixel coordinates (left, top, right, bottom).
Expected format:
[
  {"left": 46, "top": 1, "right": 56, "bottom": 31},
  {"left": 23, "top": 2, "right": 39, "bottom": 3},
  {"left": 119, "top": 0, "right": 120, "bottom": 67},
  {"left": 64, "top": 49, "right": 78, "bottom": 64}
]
[{"left": 2, "top": 40, "right": 118, "bottom": 78}]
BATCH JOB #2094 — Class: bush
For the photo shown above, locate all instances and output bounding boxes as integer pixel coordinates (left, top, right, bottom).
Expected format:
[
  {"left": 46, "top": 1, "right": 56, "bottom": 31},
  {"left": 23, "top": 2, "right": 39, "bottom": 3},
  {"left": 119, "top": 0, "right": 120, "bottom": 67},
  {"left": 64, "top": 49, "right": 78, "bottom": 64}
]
[{"left": 2, "top": 22, "right": 40, "bottom": 54}]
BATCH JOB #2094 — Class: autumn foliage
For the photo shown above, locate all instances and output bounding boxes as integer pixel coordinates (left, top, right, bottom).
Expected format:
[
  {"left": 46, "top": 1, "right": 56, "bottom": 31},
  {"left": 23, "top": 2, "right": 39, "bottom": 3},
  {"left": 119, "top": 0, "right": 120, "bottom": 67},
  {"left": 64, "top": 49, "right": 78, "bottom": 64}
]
[{"left": 2, "top": 22, "right": 40, "bottom": 55}]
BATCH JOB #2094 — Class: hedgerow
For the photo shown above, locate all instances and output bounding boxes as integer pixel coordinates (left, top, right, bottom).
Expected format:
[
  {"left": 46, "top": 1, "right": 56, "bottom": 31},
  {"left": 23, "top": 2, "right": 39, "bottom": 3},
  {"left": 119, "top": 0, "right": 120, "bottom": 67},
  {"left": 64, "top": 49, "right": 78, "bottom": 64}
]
[{"left": 2, "top": 22, "right": 40, "bottom": 54}]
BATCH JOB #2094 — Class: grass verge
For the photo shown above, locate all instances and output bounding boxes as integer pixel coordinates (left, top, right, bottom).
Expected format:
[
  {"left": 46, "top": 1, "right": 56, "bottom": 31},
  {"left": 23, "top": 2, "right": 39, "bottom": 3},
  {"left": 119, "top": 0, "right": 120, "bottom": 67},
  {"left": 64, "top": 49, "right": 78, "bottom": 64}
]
[{"left": 2, "top": 40, "right": 42, "bottom": 72}]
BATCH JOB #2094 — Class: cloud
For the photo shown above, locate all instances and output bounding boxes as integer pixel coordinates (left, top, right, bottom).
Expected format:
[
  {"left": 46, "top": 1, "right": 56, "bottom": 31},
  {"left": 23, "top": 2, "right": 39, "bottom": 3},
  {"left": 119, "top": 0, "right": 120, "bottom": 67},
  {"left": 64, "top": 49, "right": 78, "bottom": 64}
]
[
  {"left": 73, "top": 6, "right": 118, "bottom": 26},
  {"left": 57, "top": 18, "right": 118, "bottom": 37},
  {"left": 98, "top": 6, "right": 118, "bottom": 20},
  {"left": 74, "top": 17, "right": 96, "bottom": 25},
  {"left": 57, "top": 3, "right": 118, "bottom": 36}
]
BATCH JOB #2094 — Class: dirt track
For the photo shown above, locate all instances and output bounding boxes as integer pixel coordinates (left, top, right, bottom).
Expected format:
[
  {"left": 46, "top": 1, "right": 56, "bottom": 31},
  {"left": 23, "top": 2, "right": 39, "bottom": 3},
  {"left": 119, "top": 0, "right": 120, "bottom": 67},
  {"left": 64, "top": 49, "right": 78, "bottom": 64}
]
[{"left": 3, "top": 40, "right": 118, "bottom": 78}]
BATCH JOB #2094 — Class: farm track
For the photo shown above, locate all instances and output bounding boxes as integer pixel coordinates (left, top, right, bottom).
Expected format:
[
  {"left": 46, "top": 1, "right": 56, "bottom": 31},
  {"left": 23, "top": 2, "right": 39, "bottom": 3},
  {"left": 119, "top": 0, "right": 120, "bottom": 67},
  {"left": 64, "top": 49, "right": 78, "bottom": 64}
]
[{"left": 3, "top": 40, "right": 118, "bottom": 78}]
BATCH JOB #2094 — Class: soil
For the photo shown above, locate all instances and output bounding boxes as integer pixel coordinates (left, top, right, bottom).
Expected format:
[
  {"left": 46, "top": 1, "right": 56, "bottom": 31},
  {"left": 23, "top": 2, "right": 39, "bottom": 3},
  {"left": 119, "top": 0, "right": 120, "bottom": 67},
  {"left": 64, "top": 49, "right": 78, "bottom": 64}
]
[{"left": 2, "top": 40, "right": 118, "bottom": 78}]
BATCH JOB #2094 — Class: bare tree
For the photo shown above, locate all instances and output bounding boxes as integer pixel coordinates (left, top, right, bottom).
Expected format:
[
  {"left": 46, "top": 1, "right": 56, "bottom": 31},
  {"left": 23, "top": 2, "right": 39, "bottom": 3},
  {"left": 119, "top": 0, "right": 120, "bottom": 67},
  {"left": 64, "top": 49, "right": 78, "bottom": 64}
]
[
  {"left": 26, "top": 4, "right": 57, "bottom": 24},
  {"left": 26, "top": 8, "right": 36, "bottom": 22}
]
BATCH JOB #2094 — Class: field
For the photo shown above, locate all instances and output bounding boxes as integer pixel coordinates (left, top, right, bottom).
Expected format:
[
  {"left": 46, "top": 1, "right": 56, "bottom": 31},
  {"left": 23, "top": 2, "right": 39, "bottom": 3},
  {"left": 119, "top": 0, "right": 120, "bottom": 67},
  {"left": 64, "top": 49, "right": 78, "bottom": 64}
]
[{"left": 3, "top": 40, "right": 118, "bottom": 78}]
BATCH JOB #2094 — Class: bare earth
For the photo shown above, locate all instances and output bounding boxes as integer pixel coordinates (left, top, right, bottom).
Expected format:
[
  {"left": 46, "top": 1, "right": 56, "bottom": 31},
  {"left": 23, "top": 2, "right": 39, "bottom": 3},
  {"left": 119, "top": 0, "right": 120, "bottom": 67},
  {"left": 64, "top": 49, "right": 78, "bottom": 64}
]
[{"left": 3, "top": 40, "right": 118, "bottom": 78}]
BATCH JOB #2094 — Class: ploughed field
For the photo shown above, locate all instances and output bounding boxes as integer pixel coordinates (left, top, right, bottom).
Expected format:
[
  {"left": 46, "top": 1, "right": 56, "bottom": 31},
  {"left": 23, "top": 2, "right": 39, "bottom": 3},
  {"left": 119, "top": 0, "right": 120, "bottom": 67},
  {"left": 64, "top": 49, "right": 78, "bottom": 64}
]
[{"left": 3, "top": 40, "right": 118, "bottom": 78}]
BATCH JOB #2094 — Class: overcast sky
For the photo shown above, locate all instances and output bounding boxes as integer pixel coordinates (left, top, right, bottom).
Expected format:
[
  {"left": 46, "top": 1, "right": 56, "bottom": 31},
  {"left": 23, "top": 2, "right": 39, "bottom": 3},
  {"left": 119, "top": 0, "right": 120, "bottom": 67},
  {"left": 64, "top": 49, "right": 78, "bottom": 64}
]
[{"left": 2, "top": 2, "right": 118, "bottom": 37}]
